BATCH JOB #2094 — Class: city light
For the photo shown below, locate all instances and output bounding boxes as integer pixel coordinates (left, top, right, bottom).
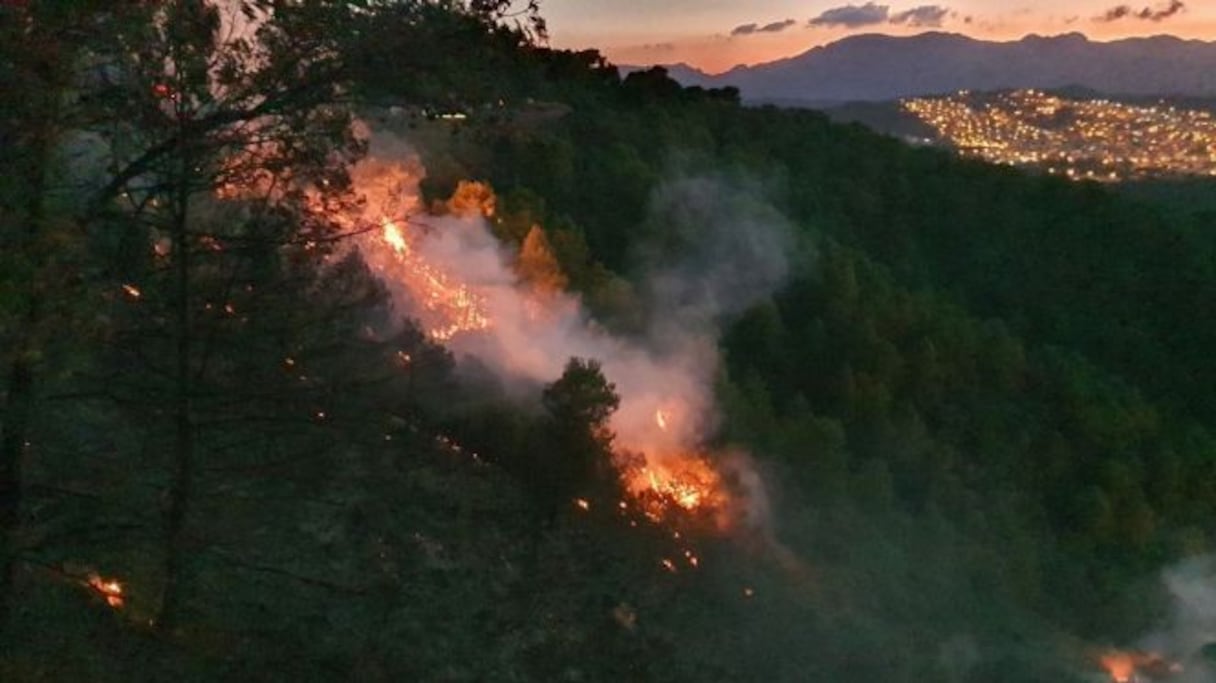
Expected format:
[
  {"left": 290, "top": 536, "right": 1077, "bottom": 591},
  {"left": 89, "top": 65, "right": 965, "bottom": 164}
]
[{"left": 903, "top": 89, "right": 1216, "bottom": 181}]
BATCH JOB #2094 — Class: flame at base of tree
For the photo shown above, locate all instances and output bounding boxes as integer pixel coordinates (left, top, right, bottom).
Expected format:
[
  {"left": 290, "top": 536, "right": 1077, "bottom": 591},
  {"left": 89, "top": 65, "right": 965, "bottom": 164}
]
[
  {"left": 616, "top": 407, "right": 739, "bottom": 529},
  {"left": 622, "top": 453, "right": 729, "bottom": 524}
]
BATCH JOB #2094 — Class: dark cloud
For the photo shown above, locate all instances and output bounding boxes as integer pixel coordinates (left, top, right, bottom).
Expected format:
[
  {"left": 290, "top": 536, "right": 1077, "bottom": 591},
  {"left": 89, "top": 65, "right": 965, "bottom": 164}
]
[
  {"left": 808, "top": 3, "right": 956, "bottom": 30},
  {"left": 809, "top": 2, "right": 890, "bottom": 28},
  {"left": 1148, "top": 0, "right": 1186, "bottom": 20},
  {"left": 890, "top": 5, "right": 950, "bottom": 27},
  {"left": 759, "top": 18, "right": 797, "bottom": 33},
  {"left": 731, "top": 18, "right": 797, "bottom": 37},
  {"left": 1097, "top": 0, "right": 1186, "bottom": 22}
]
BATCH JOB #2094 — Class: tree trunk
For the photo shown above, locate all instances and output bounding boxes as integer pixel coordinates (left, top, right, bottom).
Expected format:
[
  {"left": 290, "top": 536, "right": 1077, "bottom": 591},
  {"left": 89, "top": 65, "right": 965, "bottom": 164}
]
[
  {"left": 0, "top": 117, "right": 52, "bottom": 631},
  {"left": 157, "top": 244, "right": 193, "bottom": 632},
  {"left": 157, "top": 123, "right": 195, "bottom": 634},
  {"left": 0, "top": 358, "right": 34, "bottom": 631}
]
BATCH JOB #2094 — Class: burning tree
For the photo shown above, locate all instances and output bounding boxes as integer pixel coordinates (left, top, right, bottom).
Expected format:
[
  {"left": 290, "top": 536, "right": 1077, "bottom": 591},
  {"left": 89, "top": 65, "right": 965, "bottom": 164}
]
[{"left": 537, "top": 357, "right": 622, "bottom": 519}]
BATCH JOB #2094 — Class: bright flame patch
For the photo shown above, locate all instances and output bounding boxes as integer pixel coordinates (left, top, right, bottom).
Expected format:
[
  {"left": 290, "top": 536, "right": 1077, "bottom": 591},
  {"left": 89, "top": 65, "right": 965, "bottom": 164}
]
[
  {"left": 86, "top": 573, "right": 124, "bottom": 609},
  {"left": 1098, "top": 649, "right": 1183, "bottom": 683}
]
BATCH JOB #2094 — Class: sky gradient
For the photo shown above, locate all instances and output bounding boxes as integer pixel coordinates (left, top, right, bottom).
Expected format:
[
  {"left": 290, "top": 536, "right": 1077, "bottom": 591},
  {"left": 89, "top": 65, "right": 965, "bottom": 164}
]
[{"left": 541, "top": 0, "right": 1216, "bottom": 73}]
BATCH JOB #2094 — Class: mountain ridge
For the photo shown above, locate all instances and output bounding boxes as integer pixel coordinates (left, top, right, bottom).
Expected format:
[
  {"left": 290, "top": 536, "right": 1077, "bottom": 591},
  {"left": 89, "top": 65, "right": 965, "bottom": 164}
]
[{"left": 626, "top": 32, "right": 1216, "bottom": 103}]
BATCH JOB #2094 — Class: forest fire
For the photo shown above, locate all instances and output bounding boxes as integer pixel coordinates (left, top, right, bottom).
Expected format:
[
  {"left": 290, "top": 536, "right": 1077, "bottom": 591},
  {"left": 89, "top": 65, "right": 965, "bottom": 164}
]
[{"left": 339, "top": 144, "right": 737, "bottom": 529}]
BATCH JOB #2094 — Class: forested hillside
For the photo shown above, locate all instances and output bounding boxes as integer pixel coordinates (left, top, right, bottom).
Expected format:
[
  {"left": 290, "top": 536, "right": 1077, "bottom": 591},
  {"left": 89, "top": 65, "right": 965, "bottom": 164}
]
[{"left": 3, "top": 3, "right": 1215, "bottom": 682}]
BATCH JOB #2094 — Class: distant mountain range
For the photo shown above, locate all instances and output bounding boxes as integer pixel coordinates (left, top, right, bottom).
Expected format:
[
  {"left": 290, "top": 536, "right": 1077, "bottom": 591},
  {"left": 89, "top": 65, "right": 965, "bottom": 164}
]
[{"left": 638, "top": 32, "right": 1216, "bottom": 105}]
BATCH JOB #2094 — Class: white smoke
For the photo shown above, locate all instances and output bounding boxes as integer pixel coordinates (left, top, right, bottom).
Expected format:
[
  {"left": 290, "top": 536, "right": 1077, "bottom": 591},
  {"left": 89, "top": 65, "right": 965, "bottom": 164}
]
[
  {"left": 643, "top": 174, "right": 795, "bottom": 332},
  {"left": 1139, "top": 556, "right": 1216, "bottom": 682}
]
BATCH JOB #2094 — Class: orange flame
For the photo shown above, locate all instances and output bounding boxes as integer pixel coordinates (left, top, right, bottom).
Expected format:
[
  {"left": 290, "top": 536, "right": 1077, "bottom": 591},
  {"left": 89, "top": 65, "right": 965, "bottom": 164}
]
[
  {"left": 1102, "top": 652, "right": 1136, "bottom": 683},
  {"left": 86, "top": 573, "right": 124, "bottom": 609},
  {"left": 623, "top": 455, "right": 728, "bottom": 527},
  {"left": 375, "top": 217, "right": 492, "bottom": 341},
  {"left": 382, "top": 219, "right": 408, "bottom": 253}
]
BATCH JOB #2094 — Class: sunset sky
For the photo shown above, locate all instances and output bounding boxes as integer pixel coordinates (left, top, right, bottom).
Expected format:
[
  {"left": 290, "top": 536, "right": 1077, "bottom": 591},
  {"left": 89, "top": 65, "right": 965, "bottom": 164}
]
[{"left": 541, "top": 0, "right": 1216, "bottom": 73}]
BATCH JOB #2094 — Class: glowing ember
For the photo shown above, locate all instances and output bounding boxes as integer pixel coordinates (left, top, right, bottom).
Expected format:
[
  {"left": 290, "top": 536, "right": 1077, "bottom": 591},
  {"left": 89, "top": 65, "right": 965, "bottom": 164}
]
[
  {"left": 684, "top": 550, "right": 699, "bottom": 567},
  {"left": 655, "top": 408, "right": 670, "bottom": 431},
  {"left": 1099, "top": 650, "right": 1182, "bottom": 683},
  {"left": 86, "top": 573, "right": 124, "bottom": 608},
  {"left": 199, "top": 235, "right": 224, "bottom": 252},
  {"left": 121, "top": 284, "right": 142, "bottom": 299},
  {"left": 1103, "top": 652, "right": 1136, "bottom": 683},
  {"left": 611, "top": 602, "right": 637, "bottom": 630},
  {"left": 574, "top": 498, "right": 591, "bottom": 511}
]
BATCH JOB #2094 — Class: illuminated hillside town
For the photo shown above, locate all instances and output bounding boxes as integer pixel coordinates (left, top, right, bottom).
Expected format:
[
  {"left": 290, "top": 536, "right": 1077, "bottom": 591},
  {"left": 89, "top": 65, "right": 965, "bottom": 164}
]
[{"left": 902, "top": 89, "right": 1216, "bottom": 181}]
